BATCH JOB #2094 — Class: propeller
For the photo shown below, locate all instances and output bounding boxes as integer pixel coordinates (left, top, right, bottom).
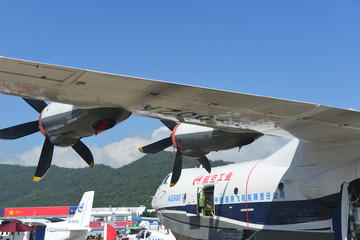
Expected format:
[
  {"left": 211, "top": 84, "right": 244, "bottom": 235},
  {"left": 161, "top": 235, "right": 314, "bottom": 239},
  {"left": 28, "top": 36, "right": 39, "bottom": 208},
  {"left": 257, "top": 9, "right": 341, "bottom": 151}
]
[
  {"left": 0, "top": 98, "right": 94, "bottom": 182},
  {"left": 139, "top": 120, "right": 211, "bottom": 187}
]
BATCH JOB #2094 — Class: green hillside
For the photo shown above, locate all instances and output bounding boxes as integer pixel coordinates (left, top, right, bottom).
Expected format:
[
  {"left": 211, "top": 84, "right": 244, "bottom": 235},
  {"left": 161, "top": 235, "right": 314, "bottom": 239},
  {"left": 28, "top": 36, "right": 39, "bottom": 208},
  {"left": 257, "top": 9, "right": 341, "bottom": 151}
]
[{"left": 0, "top": 151, "right": 231, "bottom": 208}]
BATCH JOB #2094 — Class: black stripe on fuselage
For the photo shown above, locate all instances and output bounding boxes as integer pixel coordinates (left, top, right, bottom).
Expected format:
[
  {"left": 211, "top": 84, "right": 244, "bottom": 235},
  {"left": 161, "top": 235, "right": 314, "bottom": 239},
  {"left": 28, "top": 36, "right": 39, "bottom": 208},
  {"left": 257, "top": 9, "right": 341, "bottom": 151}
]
[{"left": 158, "top": 193, "right": 338, "bottom": 225}]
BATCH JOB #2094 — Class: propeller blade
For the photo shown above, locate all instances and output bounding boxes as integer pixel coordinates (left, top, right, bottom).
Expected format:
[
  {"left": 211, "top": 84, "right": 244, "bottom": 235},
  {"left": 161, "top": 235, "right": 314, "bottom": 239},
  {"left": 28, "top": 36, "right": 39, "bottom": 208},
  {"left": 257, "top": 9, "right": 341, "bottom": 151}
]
[
  {"left": 72, "top": 140, "right": 94, "bottom": 168},
  {"left": 33, "top": 138, "right": 54, "bottom": 182},
  {"left": 160, "top": 120, "right": 178, "bottom": 131},
  {"left": 197, "top": 156, "right": 211, "bottom": 174},
  {"left": 0, "top": 121, "right": 39, "bottom": 140},
  {"left": 139, "top": 137, "right": 173, "bottom": 154},
  {"left": 170, "top": 150, "right": 183, "bottom": 187},
  {"left": 23, "top": 98, "right": 47, "bottom": 113}
]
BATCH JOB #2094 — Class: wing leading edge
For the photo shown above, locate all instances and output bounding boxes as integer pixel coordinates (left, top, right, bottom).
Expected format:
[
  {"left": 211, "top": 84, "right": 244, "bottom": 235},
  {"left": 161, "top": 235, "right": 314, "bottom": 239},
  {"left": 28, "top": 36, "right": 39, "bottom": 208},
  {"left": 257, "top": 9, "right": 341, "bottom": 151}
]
[{"left": 0, "top": 56, "right": 359, "bottom": 142}]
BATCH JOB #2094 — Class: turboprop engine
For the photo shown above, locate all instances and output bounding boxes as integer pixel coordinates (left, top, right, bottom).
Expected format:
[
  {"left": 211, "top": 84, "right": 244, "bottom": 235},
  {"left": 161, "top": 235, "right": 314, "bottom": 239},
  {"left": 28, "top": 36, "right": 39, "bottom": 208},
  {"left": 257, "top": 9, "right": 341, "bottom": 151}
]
[
  {"left": 139, "top": 120, "right": 262, "bottom": 186},
  {"left": 39, "top": 102, "right": 131, "bottom": 147},
  {"left": 0, "top": 98, "right": 131, "bottom": 181}
]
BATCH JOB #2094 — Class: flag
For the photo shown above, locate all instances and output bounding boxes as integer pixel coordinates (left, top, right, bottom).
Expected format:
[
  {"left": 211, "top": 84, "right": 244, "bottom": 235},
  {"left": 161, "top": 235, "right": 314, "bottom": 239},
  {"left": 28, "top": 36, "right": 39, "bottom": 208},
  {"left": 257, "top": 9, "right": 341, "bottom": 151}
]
[{"left": 104, "top": 223, "right": 117, "bottom": 240}]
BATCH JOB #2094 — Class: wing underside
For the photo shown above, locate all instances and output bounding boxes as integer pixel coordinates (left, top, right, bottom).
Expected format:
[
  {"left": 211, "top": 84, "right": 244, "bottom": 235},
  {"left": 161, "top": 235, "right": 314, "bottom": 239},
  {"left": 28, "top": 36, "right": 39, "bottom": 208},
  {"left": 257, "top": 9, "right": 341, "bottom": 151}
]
[{"left": 1, "top": 57, "right": 359, "bottom": 142}]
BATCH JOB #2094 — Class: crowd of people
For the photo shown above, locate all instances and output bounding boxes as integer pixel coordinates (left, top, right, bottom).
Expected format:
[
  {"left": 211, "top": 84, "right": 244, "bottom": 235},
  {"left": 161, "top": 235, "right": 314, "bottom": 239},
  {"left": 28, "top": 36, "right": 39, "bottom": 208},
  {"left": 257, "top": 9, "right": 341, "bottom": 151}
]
[
  {"left": 86, "top": 233, "right": 103, "bottom": 240},
  {"left": 86, "top": 232, "right": 125, "bottom": 240}
]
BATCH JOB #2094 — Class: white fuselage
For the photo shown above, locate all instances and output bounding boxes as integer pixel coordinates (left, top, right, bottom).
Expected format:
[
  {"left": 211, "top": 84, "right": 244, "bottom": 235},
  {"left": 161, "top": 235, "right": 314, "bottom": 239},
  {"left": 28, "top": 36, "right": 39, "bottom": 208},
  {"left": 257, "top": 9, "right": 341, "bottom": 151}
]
[
  {"left": 152, "top": 139, "right": 360, "bottom": 239},
  {"left": 44, "top": 223, "right": 90, "bottom": 240}
]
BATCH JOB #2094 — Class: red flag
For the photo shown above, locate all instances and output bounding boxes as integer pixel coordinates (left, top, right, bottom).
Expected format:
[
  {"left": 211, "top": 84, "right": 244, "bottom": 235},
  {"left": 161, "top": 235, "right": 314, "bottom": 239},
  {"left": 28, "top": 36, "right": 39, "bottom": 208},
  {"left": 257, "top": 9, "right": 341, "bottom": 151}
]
[{"left": 104, "top": 223, "right": 117, "bottom": 240}]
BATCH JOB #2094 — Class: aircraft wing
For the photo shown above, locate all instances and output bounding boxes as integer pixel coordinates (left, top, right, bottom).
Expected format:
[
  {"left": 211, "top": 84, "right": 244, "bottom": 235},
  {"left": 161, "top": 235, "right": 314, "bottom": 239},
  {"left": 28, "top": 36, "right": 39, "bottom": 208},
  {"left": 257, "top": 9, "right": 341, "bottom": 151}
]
[{"left": 0, "top": 56, "right": 359, "bottom": 142}]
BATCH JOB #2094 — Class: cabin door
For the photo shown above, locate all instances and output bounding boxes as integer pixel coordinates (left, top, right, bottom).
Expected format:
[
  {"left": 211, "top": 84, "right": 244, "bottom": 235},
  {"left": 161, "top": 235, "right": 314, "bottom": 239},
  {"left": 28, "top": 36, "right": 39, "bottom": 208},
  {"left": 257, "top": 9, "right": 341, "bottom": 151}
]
[{"left": 198, "top": 185, "right": 215, "bottom": 216}]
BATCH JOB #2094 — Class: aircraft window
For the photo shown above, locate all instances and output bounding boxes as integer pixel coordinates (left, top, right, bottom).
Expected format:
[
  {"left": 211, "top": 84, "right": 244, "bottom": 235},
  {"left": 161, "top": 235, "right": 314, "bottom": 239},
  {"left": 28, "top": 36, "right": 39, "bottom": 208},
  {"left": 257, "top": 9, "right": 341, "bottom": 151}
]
[
  {"left": 139, "top": 231, "right": 145, "bottom": 238},
  {"left": 137, "top": 230, "right": 151, "bottom": 238},
  {"left": 234, "top": 187, "right": 239, "bottom": 195},
  {"left": 162, "top": 174, "right": 170, "bottom": 185},
  {"left": 278, "top": 182, "right": 284, "bottom": 191},
  {"left": 131, "top": 229, "right": 143, "bottom": 234}
]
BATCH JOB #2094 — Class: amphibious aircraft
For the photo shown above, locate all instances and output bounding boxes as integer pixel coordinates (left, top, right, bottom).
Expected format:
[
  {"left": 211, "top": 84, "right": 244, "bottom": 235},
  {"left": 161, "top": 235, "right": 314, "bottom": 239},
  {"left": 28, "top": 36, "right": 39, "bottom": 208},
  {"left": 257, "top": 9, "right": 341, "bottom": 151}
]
[
  {"left": 0, "top": 57, "right": 359, "bottom": 239},
  {"left": 16, "top": 191, "right": 94, "bottom": 240}
]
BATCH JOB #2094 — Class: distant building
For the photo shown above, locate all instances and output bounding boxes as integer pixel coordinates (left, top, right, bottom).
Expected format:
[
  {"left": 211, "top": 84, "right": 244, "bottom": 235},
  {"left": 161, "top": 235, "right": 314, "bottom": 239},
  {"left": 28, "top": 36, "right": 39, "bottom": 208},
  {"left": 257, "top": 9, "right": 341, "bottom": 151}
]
[
  {"left": 90, "top": 206, "right": 147, "bottom": 230},
  {"left": 0, "top": 205, "right": 147, "bottom": 230}
]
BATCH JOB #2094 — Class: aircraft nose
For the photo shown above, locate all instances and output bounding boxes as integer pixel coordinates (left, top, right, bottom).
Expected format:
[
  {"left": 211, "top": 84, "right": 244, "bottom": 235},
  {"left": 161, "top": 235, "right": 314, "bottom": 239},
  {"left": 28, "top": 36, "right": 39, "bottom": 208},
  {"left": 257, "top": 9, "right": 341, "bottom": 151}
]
[
  {"left": 151, "top": 194, "right": 157, "bottom": 209},
  {"left": 152, "top": 174, "right": 171, "bottom": 209},
  {"left": 151, "top": 187, "right": 162, "bottom": 209}
]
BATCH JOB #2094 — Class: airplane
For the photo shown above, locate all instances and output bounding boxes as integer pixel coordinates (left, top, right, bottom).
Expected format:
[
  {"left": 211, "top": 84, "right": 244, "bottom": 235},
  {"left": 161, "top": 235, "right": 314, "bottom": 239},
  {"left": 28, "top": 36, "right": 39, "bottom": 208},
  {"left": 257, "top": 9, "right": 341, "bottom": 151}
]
[
  {"left": 0, "top": 56, "right": 359, "bottom": 239},
  {"left": 21, "top": 191, "right": 94, "bottom": 240}
]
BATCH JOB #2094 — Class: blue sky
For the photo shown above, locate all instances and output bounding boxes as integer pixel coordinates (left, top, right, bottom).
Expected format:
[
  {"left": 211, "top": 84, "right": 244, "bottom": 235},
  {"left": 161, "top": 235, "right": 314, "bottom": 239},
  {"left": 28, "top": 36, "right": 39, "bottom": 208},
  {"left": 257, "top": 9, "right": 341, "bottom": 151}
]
[{"left": 0, "top": 1, "right": 359, "bottom": 167}]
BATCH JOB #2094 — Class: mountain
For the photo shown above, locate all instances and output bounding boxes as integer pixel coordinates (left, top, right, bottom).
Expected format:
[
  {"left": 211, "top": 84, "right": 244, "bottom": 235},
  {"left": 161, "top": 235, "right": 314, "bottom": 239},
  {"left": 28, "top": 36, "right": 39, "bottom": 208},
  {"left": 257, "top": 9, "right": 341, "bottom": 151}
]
[{"left": 0, "top": 151, "right": 231, "bottom": 208}]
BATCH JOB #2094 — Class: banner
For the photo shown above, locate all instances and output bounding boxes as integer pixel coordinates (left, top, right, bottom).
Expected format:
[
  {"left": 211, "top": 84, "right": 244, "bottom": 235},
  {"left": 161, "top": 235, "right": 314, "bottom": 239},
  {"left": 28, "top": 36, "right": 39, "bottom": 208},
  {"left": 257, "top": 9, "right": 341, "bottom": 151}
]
[
  {"left": 90, "top": 221, "right": 131, "bottom": 228},
  {"left": 4, "top": 207, "right": 70, "bottom": 217}
]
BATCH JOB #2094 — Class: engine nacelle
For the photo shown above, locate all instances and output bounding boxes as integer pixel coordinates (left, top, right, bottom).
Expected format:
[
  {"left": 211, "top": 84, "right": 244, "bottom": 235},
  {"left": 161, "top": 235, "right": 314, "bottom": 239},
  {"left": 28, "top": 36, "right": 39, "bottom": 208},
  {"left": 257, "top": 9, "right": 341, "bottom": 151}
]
[
  {"left": 39, "top": 103, "right": 131, "bottom": 147},
  {"left": 172, "top": 123, "right": 262, "bottom": 158},
  {"left": 180, "top": 148, "right": 208, "bottom": 158}
]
